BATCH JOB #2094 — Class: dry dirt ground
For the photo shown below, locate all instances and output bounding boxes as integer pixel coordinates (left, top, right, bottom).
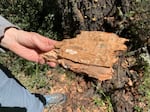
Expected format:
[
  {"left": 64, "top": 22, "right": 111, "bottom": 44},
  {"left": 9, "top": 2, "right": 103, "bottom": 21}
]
[{"left": 35, "top": 68, "right": 108, "bottom": 112}]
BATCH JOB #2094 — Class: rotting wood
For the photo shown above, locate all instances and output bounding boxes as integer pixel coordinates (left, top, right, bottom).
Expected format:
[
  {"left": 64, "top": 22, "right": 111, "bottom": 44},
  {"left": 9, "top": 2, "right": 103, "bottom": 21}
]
[{"left": 42, "top": 31, "right": 128, "bottom": 81}]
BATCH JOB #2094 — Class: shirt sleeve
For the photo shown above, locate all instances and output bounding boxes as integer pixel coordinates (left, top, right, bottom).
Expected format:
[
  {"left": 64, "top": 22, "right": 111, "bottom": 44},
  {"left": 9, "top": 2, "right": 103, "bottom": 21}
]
[
  {"left": 0, "top": 15, "right": 19, "bottom": 39},
  {"left": 0, "top": 15, "right": 19, "bottom": 52}
]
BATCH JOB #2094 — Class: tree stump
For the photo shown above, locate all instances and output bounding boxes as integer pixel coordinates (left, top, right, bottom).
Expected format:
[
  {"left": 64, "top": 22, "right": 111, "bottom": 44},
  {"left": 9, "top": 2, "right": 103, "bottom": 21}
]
[{"left": 46, "top": 0, "right": 131, "bottom": 37}]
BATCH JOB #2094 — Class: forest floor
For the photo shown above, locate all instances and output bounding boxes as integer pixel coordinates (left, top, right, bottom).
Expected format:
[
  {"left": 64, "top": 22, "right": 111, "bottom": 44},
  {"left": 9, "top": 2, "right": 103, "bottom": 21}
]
[{"left": 0, "top": 48, "right": 150, "bottom": 112}]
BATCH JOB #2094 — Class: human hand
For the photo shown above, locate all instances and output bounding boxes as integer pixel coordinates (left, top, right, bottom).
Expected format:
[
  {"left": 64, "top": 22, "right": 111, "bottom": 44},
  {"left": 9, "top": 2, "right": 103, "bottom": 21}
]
[{"left": 0, "top": 28, "right": 57, "bottom": 67}]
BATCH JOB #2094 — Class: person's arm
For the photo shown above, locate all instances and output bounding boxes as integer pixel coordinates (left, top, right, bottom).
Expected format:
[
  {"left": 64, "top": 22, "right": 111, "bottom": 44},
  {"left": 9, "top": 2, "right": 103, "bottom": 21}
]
[
  {"left": 0, "top": 15, "right": 19, "bottom": 52},
  {"left": 0, "top": 15, "right": 19, "bottom": 39}
]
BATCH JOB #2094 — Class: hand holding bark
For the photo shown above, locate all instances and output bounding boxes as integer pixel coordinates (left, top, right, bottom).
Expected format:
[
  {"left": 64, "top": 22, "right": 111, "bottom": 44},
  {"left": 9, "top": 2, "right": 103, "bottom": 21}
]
[{"left": 0, "top": 28, "right": 57, "bottom": 67}]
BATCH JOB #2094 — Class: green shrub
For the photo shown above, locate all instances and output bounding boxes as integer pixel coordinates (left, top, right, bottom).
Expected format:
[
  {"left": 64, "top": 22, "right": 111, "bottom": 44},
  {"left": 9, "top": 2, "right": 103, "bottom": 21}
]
[{"left": 0, "top": 0, "right": 58, "bottom": 39}]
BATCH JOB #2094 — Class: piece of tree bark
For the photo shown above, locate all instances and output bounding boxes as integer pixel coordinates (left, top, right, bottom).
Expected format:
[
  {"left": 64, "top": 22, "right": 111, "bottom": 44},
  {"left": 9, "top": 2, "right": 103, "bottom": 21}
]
[{"left": 42, "top": 31, "right": 128, "bottom": 81}]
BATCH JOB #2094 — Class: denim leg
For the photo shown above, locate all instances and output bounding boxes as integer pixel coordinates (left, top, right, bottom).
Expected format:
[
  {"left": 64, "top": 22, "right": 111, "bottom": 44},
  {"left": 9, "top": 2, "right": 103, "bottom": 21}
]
[{"left": 0, "top": 69, "right": 44, "bottom": 112}]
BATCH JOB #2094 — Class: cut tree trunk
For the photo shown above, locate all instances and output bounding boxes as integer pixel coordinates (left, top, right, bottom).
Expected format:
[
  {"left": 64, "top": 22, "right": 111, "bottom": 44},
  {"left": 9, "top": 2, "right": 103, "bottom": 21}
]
[{"left": 46, "top": 0, "right": 131, "bottom": 37}]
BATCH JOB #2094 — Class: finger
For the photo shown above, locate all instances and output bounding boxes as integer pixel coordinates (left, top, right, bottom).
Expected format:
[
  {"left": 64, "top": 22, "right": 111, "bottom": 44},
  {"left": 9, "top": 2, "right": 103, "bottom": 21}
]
[
  {"left": 31, "top": 34, "right": 57, "bottom": 52},
  {"left": 47, "top": 62, "right": 57, "bottom": 67},
  {"left": 10, "top": 42, "right": 41, "bottom": 62}
]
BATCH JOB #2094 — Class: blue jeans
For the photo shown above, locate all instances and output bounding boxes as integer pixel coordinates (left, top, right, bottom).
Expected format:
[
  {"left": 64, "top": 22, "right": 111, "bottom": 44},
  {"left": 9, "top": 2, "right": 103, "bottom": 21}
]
[{"left": 0, "top": 66, "right": 44, "bottom": 112}]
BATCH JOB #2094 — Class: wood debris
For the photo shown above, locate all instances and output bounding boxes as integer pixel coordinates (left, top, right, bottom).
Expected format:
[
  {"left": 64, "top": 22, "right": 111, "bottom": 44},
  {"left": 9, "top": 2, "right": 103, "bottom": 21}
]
[{"left": 42, "top": 31, "right": 128, "bottom": 81}]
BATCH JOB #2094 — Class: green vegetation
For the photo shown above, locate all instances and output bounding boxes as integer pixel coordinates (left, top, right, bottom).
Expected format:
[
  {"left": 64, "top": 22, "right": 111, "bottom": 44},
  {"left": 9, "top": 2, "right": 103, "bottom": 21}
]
[
  {"left": 96, "top": 90, "right": 113, "bottom": 112},
  {"left": 0, "top": 51, "right": 51, "bottom": 91},
  {"left": 0, "top": 0, "right": 58, "bottom": 40},
  {"left": 126, "top": 0, "right": 149, "bottom": 49},
  {"left": 129, "top": 0, "right": 150, "bottom": 111},
  {"left": 134, "top": 105, "right": 143, "bottom": 112},
  {"left": 138, "top": 49, "right": 150, "bottom": 111}
]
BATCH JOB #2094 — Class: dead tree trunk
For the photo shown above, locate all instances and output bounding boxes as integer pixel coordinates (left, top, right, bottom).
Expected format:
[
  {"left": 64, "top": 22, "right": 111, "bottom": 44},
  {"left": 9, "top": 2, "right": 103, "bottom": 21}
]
[{"left": 46, "top": 0, "right": 131, "bottom": 37}]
